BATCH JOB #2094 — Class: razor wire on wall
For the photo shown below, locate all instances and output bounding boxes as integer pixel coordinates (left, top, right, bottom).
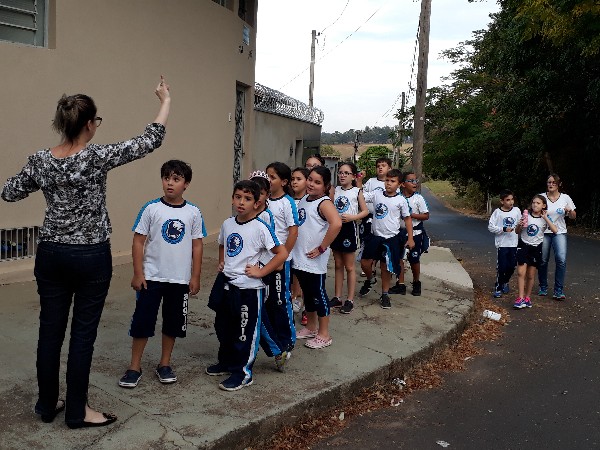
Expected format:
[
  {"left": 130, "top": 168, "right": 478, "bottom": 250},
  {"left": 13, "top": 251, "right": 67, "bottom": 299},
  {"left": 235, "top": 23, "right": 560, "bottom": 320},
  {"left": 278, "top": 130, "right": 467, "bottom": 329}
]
[{"left": 254, "top": 83, "right": 324, "bottom": 125}]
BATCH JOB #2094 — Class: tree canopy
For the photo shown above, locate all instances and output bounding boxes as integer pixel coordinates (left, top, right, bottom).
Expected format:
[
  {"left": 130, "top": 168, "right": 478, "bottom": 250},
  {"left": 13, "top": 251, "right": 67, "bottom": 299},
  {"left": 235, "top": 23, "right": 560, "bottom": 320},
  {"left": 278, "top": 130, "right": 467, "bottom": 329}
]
[{"left": 415, "top": 0, "right": 600, "bottom": 226}]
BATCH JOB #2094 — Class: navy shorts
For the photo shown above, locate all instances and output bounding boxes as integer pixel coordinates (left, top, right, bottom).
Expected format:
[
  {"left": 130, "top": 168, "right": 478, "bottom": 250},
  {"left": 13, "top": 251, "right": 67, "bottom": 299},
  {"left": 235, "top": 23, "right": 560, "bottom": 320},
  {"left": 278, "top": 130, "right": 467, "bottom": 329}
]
[
  {"left": 516, "top": 240, "right": 543, "bottom": 268},
  {"left": 406, "top": 232, "right": 429, "bottom": 264},
  {"left": 361, "top": 232, "right": 406, "bottom": 275},
  {"left": 129, "top": 280, "right": 189, "bottom": 338},
  {"left": 293, "top": 269, "right": 330, "bottom": 317},
  {"left": 331, "top": 221, "right": 359, "bottom": 253}
]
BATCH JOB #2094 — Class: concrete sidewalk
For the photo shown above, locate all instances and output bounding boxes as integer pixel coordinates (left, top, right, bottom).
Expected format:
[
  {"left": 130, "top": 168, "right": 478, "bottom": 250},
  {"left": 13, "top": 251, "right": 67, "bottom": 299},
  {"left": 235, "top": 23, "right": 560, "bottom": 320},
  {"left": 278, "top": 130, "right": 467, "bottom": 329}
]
[{"left": 0, "top": 242, "right": 473, "bottom": 449}]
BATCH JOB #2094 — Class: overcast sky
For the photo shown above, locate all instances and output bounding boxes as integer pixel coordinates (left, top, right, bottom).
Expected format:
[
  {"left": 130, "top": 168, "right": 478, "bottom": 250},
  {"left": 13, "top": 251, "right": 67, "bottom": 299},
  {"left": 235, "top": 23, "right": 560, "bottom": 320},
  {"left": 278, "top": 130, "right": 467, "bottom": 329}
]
[{"left": 255, "top": 0, "right": 500, "bottom": 133}]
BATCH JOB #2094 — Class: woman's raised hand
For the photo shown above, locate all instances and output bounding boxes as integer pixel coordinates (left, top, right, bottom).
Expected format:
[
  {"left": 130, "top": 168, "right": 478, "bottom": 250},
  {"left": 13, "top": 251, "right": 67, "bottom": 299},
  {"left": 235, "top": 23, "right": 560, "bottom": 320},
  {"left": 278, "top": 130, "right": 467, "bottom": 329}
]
[{"left": 155, "top": 75, "right": 171, "bottom": 103}]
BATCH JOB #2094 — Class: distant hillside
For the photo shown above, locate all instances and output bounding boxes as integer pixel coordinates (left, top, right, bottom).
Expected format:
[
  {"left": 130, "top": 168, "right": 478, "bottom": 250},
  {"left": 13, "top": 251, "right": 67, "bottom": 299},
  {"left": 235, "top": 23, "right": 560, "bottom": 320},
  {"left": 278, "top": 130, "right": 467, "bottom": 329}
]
[{"left": 321, "top": 126, "right": 396, "bottom": 145}]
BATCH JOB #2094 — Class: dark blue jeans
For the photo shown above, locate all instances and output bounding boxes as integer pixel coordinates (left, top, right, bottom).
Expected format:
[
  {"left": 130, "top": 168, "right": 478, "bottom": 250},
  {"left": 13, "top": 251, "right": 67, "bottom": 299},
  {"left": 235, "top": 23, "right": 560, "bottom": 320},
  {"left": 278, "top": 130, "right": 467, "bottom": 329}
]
[
  {"left": 34, "top": 240, "right": 112, "bottom": 425},
  {"left": 494, "top": 247, "right": 517, "bottom": 292}
]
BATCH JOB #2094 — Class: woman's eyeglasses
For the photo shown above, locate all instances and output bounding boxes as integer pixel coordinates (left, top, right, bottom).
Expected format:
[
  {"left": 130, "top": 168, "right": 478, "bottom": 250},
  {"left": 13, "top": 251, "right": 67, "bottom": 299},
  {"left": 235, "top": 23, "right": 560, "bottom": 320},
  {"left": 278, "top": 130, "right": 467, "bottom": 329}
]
[
  {"left": 547, "top": 181, "right": 557, "bottom": 185},
  {"left": 94, "top": 117, "right": 103, "bottom": 127},
  {"left": 337, "top": 171, "right": 353, "bottom": 176}
]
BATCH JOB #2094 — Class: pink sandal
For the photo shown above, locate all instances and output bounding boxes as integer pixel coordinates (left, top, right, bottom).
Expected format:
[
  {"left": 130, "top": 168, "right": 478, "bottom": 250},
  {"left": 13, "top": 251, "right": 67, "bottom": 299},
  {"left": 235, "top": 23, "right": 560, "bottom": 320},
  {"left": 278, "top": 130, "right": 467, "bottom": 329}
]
[{"left": 304, "top": 335, "right": 332, "bottom": 349}]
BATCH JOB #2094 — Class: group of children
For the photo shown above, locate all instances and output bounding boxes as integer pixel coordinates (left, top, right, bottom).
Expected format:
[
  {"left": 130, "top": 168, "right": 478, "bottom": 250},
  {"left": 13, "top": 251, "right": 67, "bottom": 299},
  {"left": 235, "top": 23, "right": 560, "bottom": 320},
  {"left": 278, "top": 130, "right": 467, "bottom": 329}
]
[
  {"left": 488, "top": 190, "right": 558, "bottom": 309},
  {"left": 118, "top": 155, "right": 430, "bottom": 392}
]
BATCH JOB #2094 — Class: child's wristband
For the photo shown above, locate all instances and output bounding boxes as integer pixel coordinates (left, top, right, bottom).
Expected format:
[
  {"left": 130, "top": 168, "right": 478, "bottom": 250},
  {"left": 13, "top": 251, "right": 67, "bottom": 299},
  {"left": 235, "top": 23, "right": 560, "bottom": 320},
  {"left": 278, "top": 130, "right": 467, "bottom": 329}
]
[{"left": 318, "top": 246, "right": 326, "bottom": 254}]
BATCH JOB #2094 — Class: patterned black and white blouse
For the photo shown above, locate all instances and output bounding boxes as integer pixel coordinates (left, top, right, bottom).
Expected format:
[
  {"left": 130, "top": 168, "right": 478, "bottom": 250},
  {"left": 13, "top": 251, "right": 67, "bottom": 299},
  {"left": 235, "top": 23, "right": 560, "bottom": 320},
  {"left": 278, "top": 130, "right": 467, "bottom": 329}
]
[{"left": 1, "top": 123, "right": 166, "bottom": 245}]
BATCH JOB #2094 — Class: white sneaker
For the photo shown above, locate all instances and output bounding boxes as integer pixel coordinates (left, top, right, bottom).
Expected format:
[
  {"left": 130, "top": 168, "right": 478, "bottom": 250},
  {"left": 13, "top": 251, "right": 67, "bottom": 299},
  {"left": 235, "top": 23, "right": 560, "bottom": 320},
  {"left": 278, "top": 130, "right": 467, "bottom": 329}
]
[{"left": 292, "top": 298, "right": 302, "bottom": 313}]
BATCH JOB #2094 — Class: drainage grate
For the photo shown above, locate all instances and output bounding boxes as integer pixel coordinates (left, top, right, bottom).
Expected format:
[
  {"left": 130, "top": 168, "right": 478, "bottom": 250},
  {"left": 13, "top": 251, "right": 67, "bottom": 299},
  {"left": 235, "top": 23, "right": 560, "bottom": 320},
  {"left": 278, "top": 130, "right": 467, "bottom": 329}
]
[{"left": 0, "top": 226, "right": 40, "bottom": 262}]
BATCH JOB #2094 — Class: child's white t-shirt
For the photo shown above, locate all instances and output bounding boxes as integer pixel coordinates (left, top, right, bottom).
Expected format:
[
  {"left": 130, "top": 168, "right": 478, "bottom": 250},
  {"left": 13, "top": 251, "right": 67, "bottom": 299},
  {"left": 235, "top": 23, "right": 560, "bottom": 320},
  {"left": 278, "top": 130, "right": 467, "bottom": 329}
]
[
  {"left": 292, "top": 195, "right": 331, "bottom": 274},
  {"left": 363, "top": 190, "right": 410, "bottom": 239},
  {"left": 404, "top": 192, "right": 429, "bottom": 235},
  {"left": 218, "top": 215, "right": 280, "bottom": 289},
  {"left": 133, "top": 198, "right": 207, "bottom": 285},
  {"left": 334, "top": 186, "right": 360, "bottom": 216},
  {"left": 488, "top": 207, "right": 521, "bottom": 248},
  {"left": 520, "top": 214, "right": 552, "bottom": 246},
  {"left": 267, "top": 194, "right": 299, "bottom": 261}
]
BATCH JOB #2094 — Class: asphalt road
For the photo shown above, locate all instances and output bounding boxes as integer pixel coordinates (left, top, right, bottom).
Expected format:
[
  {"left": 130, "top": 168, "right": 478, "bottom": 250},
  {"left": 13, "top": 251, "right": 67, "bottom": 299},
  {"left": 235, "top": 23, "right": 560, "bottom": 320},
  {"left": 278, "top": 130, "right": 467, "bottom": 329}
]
[{"left": 315, "top": 188, "right": 600, "bottom": 450}]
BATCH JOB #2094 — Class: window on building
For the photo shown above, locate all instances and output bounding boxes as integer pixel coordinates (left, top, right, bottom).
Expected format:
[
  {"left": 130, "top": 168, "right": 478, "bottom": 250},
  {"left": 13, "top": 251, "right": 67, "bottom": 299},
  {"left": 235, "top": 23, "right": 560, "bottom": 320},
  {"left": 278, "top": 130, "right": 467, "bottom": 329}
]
[
  {"left": 212, "top": 0, "right": 231, "bottom": 9},
  {"left": 0, "top": 0, "right": 46, "bottom": 46},
  {"left": 238, "top": 0, "right": 255, "bottom": 28}
]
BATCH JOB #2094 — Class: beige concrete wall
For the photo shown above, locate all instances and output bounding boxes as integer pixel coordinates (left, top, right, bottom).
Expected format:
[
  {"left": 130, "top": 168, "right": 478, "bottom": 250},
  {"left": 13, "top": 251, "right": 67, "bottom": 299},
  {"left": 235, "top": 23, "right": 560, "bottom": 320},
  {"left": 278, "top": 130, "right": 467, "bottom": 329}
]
[
  {"left": 253, "top": 111, "right": 321, "bottom": 172},
  {"left": 0, "top": 0, "right": 257, "bottom": 262}
]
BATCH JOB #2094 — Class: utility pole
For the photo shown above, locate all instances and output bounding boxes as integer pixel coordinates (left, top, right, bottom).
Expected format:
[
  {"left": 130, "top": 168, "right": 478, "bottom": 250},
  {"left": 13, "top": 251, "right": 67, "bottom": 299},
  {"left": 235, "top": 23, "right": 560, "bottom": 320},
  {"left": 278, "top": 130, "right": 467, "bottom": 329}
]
[
  {"left": 353, "top": 130, "right": 361, "bottom": 163},
  {"left": 395, "top": 91, "right": 406, "bottom": 168},
  {"left": 309, "top": 30, "right": 319, "bottom": 108},
  {"left": 412, "top": 0, "right": 431, "bottom": 189}
]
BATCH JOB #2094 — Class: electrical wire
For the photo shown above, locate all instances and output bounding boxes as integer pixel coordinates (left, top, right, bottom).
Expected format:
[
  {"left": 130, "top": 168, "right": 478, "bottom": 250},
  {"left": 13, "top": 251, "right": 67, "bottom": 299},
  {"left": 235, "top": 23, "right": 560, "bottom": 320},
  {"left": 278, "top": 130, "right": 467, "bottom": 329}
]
[
  {"left": 279, "top": 1, "right": 388, "bottom": 91},
  {"left": 320, "top": 0, "right": 350, "bottom": 34}
]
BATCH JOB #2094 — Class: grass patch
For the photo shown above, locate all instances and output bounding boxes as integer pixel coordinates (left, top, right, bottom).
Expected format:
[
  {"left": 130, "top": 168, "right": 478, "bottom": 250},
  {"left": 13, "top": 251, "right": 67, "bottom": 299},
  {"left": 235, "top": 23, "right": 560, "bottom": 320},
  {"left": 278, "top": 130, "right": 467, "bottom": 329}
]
[{"left": 423, "top": 180, "right": 482, "bottom": 214}]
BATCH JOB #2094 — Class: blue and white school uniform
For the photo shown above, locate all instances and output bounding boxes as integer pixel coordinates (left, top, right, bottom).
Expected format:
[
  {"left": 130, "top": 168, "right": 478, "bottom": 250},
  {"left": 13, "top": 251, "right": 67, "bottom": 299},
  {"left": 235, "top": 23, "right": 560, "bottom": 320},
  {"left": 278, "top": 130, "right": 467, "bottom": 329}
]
[
  {"left": 292, "top": 195, "right": 332, "bottom": 317},
  {"left": 331, "top": 186, "right": 360, "bottom": 252},
  {"left": 362, "top": 190, "right": 410, "bottom": 275},
  {"left": 488, "top": 206, "right": 521, "bottom": 291},
  {"left": 258, "top": 195, "right": 299, "bottom": 355},
  {"left": 214, "top": 215, "right": 279, "bottom": 384},
  {"left": 404, "top": 192, "right": 430, "bottom": 264},
  {"left": 130, "top": 198, "right": 206, "bottom": 339},
  {"left": 517, "top": 213, "right": 552, "bottom": 268}
]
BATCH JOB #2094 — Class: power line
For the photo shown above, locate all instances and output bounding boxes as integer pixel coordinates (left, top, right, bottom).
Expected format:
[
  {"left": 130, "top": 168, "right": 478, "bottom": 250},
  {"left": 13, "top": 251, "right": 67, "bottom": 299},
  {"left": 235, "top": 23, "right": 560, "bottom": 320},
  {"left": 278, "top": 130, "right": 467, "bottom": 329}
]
[
  {"left": 279, "top": 1, "right": 388, "bottom": 91},
  {"left": 320, "top": 0, "right": 350, "bottom": 34},
  {"left": 373, "top": 19, "right": 420, "bottom": 126}
]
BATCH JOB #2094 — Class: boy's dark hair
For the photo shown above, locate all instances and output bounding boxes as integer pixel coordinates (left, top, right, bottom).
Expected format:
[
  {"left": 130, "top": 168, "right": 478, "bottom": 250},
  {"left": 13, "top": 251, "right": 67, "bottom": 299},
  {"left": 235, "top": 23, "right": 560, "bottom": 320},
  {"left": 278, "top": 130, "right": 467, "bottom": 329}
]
[
  {"left": 161, "top": 160, "right": 192, "bottom": 182},
  {"left": 499, "top": 189, "right": 514, "bottom": 200},
  {"left": 386, "top": 168, "right": 402, "bottom": 180},
  {"left": 233, "top": 180, "right": 261, "bottom": 202},
  {"left": 376, "top": 157, "right": 393, "bottom": 167},
  {"left": 401, "top": 170, "right": 415, "bottom": 181}
]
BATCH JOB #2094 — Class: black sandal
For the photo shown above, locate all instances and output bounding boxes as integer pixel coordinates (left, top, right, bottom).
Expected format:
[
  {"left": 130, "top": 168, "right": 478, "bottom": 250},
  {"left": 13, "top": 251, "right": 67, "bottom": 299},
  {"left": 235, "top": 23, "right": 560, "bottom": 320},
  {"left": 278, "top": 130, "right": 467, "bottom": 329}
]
[
  {"left": 35, "top": 399, "right": 65, "bottom": 423},
  {"left": 67, "top": 412, "right": 117, "bottom": 429}
]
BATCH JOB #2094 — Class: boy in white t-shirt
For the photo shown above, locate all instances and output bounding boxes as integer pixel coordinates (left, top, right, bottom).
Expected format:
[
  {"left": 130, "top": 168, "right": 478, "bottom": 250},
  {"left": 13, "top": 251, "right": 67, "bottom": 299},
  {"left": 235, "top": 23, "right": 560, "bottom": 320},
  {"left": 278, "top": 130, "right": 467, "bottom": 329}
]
[
  {"left": 206, "top": 180, "right": 288, "bottom": 391},
  {"left": 359, "top": 169, "right": 415, "bottom": 309},
  {"left": 487, "top": 189, "right": 521, "bottom": 298},
  {"left": 119, "top": 160, "right": 206, "bottom": 388}
]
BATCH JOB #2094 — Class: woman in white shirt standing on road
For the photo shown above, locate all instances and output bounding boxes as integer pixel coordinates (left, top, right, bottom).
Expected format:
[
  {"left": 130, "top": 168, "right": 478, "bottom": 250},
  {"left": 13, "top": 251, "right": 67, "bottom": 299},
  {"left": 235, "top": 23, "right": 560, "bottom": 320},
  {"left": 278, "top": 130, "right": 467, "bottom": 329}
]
[{"left": 538, "top": 173, "right": 576, "bottom": 300}]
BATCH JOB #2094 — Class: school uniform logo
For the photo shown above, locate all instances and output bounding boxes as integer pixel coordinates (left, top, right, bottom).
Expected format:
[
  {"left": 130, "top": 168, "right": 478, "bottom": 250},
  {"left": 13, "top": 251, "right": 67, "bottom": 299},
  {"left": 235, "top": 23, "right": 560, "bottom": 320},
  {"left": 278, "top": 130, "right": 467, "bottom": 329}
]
[
  {"left": 503, "top": 217, "right": 516, "bottom": 228},
  {"left": 343, "top": 239, "right": 351, "bottom": 248},
  {"left": 526, "top": 224, "right": 540, "bottom": 237},
  {"left": 298, "top": 208, "right": 307, "bottom": 226},
  {"left": 161, "top": 219, "right": 186, "bottom": 244},
  {"left": 335, "top": 196, "right": 350, "bottom": 213},
  {"left": 226, "top": 233, "right": 244, "bottom": 256},
  {"left": 556, "top": 208, "right": 564, "bottom": 215},
  {"left": 375, "top": 203, "right": 389, "bottom": 219}
]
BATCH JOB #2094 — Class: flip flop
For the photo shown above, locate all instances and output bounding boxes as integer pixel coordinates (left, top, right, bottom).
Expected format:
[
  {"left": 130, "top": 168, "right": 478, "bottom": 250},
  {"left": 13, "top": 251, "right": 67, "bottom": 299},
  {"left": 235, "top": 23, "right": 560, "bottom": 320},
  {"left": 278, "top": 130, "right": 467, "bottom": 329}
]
[
  {"left": 67, "top": 412, "right": 117, "bottom": 429},
  {"left": 35, "top": 399, "right": 65, "bottom": 423}
]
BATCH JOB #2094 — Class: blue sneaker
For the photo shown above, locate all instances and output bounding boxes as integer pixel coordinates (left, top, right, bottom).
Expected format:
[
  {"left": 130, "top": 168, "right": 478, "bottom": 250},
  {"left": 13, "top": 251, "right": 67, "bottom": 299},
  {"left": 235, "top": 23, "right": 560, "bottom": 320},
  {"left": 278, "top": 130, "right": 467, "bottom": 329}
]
[
  {"left": 553, "top": 289, "right": 566, "bottom": 300},
  {"left": 523, "top": 297, "right": 532, "bottom": 308},
  {"left": 513, "top": 298, "right": 526, "bottom": 309},
  {"left": 219, "top": 375, "right": 253, "bottom": 391},
  {"left": 492, "top": 290, "right": 502, "bottom": 298},
  {"left": 155, "top": 365, "right": 177, "bottom": 384},
  {"left": 538, "top": 287, "right": 548, "bottom": 296},
  {"left": 502, "top": 284, "right": 510, "bottom": 294},
  {"left": 119, "top": 369, "right": 142, "bottom": 388}
]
